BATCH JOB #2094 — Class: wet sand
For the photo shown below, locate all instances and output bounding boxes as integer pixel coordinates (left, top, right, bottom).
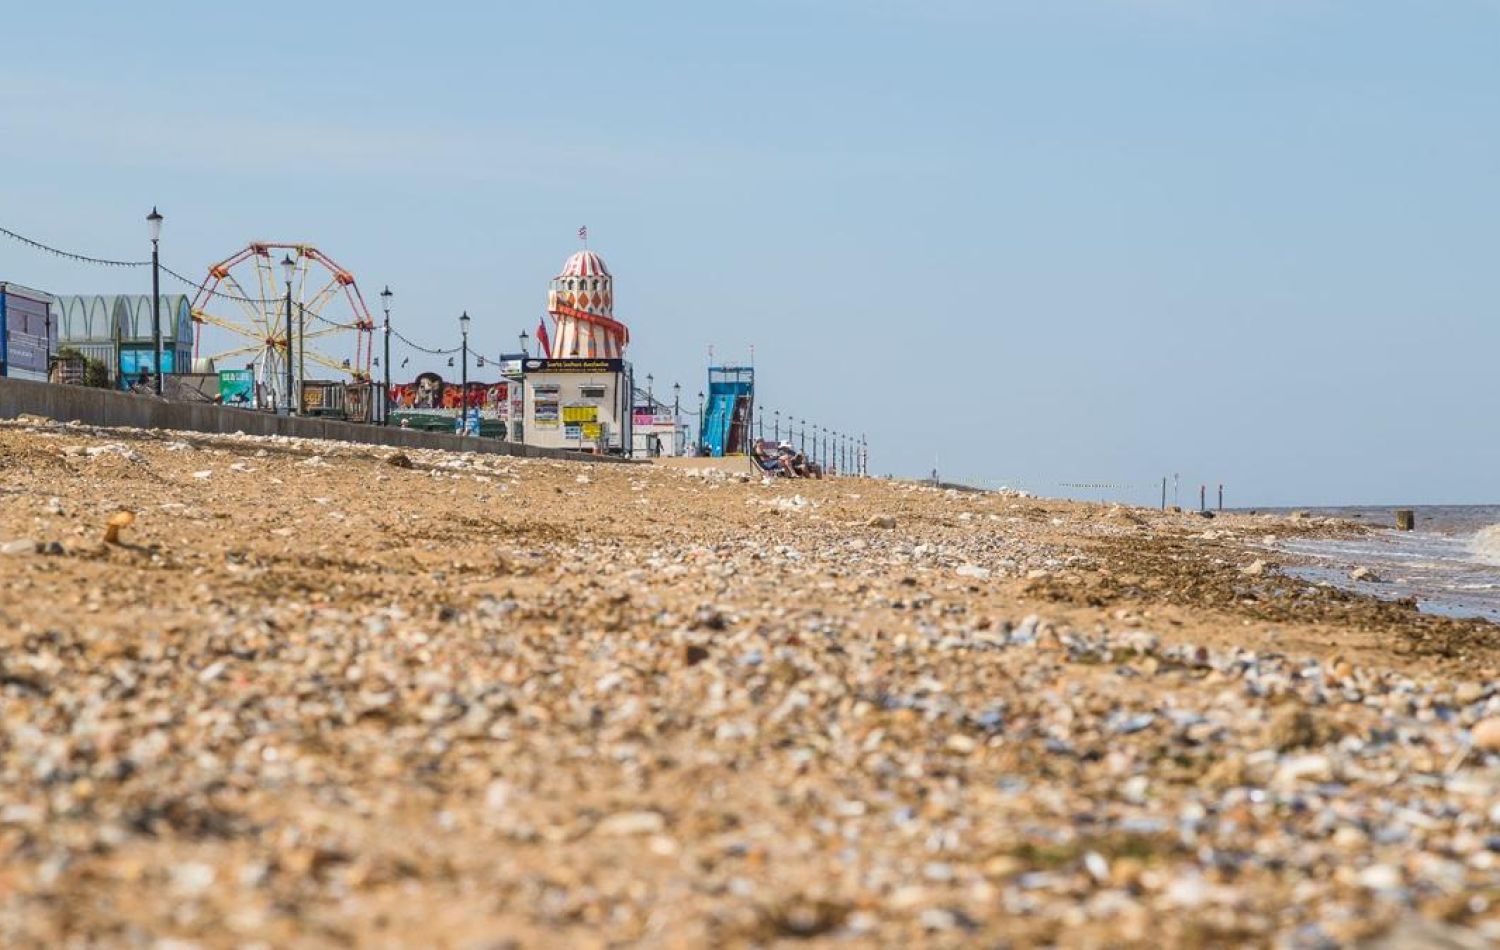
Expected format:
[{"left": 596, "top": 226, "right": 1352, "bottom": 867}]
[{"left": 1, "top": 418, "right": 1498, "bottom": 947}]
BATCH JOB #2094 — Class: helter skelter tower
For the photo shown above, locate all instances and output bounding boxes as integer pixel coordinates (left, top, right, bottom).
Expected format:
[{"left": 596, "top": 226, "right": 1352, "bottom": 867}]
[{"left": 545, "top": 243, "right": 630, "bottom": 359}]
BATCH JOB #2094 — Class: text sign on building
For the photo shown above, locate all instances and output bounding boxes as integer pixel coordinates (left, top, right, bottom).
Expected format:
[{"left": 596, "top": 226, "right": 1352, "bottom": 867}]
[{"left": 522, "top": 358, "right": 623, "bottom": 375}]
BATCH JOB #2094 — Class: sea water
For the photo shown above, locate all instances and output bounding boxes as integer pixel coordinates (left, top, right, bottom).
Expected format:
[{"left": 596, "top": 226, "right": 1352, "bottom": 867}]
[{"left": 1254, "top": 505, "right": 1500, "bottom": 623}]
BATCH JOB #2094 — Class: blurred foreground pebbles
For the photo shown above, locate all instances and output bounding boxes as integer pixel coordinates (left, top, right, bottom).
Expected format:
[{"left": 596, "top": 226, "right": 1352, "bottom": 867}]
[{"left": 0, "top": 417, "right": 1498, "bottom": 945}]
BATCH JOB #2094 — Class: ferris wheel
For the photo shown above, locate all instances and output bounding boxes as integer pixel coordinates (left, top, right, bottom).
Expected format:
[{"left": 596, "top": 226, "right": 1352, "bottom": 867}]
[{"left": 190, "top": 242, "right": 374, "bottom": 409}]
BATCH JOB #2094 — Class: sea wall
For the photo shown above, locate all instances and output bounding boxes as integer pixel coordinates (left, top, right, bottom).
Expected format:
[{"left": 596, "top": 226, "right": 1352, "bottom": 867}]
[{"left": 0, "top": 377, "right": 624, "bottom": 463}]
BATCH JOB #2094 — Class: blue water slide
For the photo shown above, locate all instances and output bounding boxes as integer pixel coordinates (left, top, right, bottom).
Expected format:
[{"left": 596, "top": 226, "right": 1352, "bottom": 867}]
[{"left": 702, "top": 390, "right": 736, "bottom": 456}]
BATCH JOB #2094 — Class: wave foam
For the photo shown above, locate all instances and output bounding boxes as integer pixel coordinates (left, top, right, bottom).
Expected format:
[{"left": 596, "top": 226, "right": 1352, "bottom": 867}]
[{"left": 1471, "top": 524, "right": 1500, "bottom": 567}]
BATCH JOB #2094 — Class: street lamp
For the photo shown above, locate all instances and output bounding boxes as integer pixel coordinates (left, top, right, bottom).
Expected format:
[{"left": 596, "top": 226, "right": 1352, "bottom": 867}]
[
  {"left": 459, "top": 311, "right": 471, "bottom": 436},
  {"left": 646, "top": 373, "right": 654, "bottom": 405},
  {"left": 380, "top": 285, "right": 392, "bottom": 425},
  {"left": 672, "top": 382, "right": 681, "bottom": 455},
  {"left": 519, "top": 329, "right": 529, "bottom": 358},
  {"left": 799, "top": 418, "right": 806, "bottom": 453},
  {"left": 697, "top": 390, "right": 705, "bottom": 452},
  {"left": 280, "top": 253, "right": 296, "bottom": 413},
  {"left": 774, "top": 409, "right": 780, "bottom": 441},
  {"left": 146, "top": 207, "right": 163, "bottom": 395}
]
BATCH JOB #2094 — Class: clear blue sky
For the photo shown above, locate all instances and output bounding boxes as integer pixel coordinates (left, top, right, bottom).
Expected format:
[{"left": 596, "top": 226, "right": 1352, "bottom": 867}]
[{"left": 2, "top": 1, "right": 1496, "bottom": 506}]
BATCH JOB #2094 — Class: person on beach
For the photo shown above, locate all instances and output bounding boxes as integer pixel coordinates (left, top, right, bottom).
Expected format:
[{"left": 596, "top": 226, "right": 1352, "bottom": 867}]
[
  {"left": 779, "top": 442, "right": 821, "bottom": 479},
  {"left": 770, "top": 442, "right": 800, "bottom": 477}
]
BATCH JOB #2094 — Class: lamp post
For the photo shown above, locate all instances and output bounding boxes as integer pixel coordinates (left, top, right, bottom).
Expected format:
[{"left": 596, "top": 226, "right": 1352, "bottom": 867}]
[
  {"left": 774, "top": 410, "right": 780, "bottom": 442},
  {"left": 280, "top": 253, "right": 296, "bottom": 413},
  {"left": 799, "top": 419, "right": 806, "bottom": 453},
  {"left": 519, "top": 330, "right": 529, "bottom": 358},
  {"left": 146, "top": 208, "right": 163, "bottom": 394},
  {"left": 697, "top": 390, "right": 705, "bottom": 452},
  {"left": 672, "top": 382, "right": 681, "bottom": 455},
  {"left": 646, "top": 373, "right": 654, "bottom": 406},
  {"left": 380, "top": 286, "right": 392, "bottom": 425},
  {"left": 460, "top": 311, "right": 471, "bottom": 437}
]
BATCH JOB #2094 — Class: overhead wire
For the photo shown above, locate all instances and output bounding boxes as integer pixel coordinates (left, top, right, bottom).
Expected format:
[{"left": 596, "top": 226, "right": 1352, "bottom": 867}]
[{"left": 0, "top": 223, "right": 149, "bottom": 268}]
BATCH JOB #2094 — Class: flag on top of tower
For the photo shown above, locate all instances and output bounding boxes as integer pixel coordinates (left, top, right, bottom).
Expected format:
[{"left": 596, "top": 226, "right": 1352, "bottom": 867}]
[{"left": 578, "top": 225, "right": 588, "bottom": 243}]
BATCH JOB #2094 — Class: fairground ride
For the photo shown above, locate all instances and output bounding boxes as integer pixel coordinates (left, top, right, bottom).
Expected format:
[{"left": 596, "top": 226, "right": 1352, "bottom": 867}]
[{"left": 190, "top": 242, "right": 374, "bottom": 409}]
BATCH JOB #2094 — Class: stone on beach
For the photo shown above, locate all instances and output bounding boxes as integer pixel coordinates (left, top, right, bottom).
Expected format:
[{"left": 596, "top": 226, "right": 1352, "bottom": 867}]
[{"left": 0, "top": 417, "right": 1495, "bottom": 947}]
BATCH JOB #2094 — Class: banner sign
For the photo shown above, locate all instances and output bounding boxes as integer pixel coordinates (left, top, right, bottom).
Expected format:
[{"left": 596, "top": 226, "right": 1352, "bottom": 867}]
[
  {"left": 632, "top": 406, "right": 675, "bottom": 427},
  {"left": 562, "top": 404, "right": 598, "bottom": 423},
  {"left": 455, "top": 409, "right": 480, "bottom": 436},
  {"left": 532, "top": 382, "right": 560, "bottom": 427},
  {"left": 522, "top": 358, "right": 623, "bottom": 375},
  {"left": 219, "top": 369, "right": 254, "bottom": 407},
  {"left": 388, "top": 373, "right": 509, "bottom": 417},
  {"left": 301, "top": 381, "right": 344, "bottom": 413}
]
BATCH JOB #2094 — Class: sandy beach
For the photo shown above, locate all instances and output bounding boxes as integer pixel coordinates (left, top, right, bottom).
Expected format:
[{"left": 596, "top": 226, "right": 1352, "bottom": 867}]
[{"left": 2, "top": 417, "right": 1499, "bottom": 947}]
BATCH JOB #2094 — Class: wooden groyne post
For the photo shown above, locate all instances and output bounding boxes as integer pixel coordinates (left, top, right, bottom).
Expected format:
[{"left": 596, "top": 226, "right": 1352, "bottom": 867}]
[{"left": 1395, "top": 509, "right": 1415, "bottom": 531}]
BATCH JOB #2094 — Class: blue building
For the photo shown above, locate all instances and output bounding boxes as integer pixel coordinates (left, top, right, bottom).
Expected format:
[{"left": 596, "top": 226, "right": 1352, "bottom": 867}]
[{"left": 0, "top": 282, "right": 56, "bottom": 381}]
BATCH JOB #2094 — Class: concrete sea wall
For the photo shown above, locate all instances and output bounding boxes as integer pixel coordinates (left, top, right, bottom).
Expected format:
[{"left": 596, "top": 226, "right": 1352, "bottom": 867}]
[{"left": 0, "top": 377, "right": 623, "bottom": 463}]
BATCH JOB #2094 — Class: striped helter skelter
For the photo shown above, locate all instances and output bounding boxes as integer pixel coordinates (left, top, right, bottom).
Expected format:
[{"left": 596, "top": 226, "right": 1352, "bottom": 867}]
[{"left": 546, "top": 249, "right": 628, "bottom": 359}]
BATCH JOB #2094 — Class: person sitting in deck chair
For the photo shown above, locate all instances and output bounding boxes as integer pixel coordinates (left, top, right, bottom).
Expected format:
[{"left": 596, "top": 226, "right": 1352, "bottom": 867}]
[
  {"left": 781, "top": 442, "right": 822, "bottom": 479},
  {"left": 780, "top": 441, "right": 824, "bottom": 479},
  {"left": 752, "top": 441, "right": 797, "bottom": 477}
]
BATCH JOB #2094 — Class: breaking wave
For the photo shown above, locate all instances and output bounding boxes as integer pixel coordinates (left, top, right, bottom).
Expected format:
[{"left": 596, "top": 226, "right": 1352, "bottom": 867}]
[{"left": 1472, "top": 524, "right": 1500, "bottom": 567}]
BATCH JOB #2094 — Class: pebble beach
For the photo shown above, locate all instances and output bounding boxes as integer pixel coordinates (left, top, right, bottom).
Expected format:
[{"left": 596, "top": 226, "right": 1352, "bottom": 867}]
[{"left": 3, "top": 418, "right": 1500, "bottom": 947}]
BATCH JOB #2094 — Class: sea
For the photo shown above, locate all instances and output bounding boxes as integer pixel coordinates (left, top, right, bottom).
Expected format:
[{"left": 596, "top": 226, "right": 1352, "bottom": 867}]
[{"left": 1246, "top": 505, "right": 1500, "bottom": 623}]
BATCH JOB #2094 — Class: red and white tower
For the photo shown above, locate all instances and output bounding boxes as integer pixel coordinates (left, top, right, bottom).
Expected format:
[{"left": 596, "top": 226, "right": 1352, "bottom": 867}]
[{"left": 545, "top": 248, "right": 630, "bottom": 359}]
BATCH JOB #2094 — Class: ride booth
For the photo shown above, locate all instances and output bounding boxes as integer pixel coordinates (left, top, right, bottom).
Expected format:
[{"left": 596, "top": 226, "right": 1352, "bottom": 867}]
[
  {"left": 520, "top": 358, "right": 633, "bottom": 455},
  {"left": 0, "top": 283, "right": 55, "bottom": 381},
  {"left": 387, "top": 372, "right": 514, "bottom": 437},
  {"left": 700, "top": 365, "right": 755, "bottom": 457}
]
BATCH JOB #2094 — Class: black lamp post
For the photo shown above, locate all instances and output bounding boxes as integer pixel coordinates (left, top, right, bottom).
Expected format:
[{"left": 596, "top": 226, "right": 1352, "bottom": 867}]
[
  {"left": 697, "top": 390, "right": 705, "bottom": 451},
  {"left": 520, "top": 329, "right": 529, "bottom": 358},
  {"left": 460, "top": 311, "right": 471, "bottom": 436},
  {"left": 672, "top": 382, "right": 681, "bottom": 454},
  {"left": 280, "top": 253, "right": 296, "bottom": 413},
  {"left": 146, "top": 207, "right": 163, "bottom": 394},
  {"left": 799, "top": 418, "right": 806, "bottom": 453},
  {"left": 774, "top": 410, "right": 780, "bottom": 441},
  {"left": 646, "top": 373, "right": 653, "bottom": 406},
  {"left": 380, "top": 285, "right": 392, "bottom": 425}
]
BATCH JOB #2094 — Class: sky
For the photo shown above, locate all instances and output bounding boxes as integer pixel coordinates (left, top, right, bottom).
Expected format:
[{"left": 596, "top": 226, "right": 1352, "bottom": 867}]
[{"left": 1, "top": 0, "right": 1495, "bottom": 506}]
